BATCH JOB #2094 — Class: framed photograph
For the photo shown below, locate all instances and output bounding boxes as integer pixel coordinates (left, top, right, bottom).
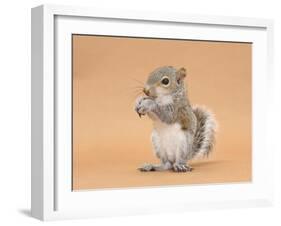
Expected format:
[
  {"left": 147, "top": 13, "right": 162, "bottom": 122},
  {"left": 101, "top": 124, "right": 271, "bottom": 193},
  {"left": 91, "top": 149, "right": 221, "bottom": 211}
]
[{"left": 31, "top": 4, "right": 274, "bottom": 221}]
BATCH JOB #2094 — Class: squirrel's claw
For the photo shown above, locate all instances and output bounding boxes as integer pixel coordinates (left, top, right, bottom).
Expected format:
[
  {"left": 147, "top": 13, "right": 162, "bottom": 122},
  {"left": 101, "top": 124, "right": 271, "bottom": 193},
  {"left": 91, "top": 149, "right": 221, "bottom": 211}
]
[{"left": 135, "top": 106, "right": 143, "bottom": 118}]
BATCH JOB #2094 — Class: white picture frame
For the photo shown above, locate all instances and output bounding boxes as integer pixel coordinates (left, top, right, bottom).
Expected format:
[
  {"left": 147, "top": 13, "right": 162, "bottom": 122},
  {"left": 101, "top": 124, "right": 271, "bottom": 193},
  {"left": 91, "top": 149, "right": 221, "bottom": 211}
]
[{"left": 31, "top": 4, "right": 274, "bottom": 221}]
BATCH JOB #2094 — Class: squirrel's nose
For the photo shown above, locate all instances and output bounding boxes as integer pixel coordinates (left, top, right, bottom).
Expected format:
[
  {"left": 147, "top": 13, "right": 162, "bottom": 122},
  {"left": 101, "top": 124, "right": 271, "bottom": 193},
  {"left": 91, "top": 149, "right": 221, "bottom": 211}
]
[{"left": 143, "top": 88, "right": 150, "bottom": 96}]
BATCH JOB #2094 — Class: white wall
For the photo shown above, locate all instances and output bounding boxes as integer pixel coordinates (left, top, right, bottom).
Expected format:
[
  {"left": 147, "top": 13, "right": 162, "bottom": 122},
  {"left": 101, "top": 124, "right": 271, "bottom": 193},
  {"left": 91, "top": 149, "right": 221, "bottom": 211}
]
[{"left": 0, "top": 0, "right": 280, "bottom": 225}]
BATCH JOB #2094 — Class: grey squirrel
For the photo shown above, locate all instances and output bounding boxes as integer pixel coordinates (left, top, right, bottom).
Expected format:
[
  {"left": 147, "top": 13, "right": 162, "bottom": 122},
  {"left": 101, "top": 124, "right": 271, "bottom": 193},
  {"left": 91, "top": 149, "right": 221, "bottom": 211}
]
[{"left": 135, "top": 66, "right": 217, "bottom": 172}]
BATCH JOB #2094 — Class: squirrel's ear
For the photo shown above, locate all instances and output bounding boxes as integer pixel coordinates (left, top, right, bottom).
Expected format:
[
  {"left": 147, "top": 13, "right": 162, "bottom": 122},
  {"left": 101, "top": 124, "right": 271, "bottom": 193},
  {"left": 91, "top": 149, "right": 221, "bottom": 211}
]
[{"left": 176, "top": 67, "right": 187, "bottom": 83}]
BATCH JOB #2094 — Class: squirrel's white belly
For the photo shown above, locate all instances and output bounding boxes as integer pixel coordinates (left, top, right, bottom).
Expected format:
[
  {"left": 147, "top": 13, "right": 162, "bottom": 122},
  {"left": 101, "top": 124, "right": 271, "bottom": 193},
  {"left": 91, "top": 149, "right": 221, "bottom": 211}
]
[{"left": 151, "top": 121, "right": 187, "bottom": 162}]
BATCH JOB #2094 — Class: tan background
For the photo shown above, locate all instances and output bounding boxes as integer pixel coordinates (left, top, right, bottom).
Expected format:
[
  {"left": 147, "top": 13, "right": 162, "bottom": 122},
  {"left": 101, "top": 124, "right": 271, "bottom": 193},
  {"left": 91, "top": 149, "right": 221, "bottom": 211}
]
[{"left": 72, "top": 35, "right": 252, "bottom": 190}]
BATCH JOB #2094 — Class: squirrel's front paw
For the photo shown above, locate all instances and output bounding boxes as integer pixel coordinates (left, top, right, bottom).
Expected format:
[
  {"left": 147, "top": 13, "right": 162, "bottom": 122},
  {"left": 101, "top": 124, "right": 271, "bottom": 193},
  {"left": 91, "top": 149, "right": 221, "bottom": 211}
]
[{"left": 135, "top": 97, "right": 155, "bottom": 117}]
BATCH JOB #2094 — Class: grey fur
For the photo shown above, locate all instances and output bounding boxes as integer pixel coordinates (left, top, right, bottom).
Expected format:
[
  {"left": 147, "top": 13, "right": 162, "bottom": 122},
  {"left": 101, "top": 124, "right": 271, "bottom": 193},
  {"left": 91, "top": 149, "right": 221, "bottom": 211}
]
[
  {"left": 135, "top": 66, "right": 217, "bottom": 172},
  {"left": 192, "top": 106, "right": 217, "bottom": 158}
]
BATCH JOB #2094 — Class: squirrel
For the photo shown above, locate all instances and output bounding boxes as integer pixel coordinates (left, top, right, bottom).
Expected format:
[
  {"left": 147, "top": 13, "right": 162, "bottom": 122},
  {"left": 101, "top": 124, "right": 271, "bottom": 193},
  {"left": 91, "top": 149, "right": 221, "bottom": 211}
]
[{"left": 135, "top": 66, "right": 217, "bottom": 172}]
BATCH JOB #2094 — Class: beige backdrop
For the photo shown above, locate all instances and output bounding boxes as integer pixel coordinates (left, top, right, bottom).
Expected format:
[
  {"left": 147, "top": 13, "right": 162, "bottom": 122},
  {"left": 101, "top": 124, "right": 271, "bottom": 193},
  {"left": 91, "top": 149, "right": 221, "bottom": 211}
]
[{"left": 72, "top": 35, "right": 252, "bottom": 190}]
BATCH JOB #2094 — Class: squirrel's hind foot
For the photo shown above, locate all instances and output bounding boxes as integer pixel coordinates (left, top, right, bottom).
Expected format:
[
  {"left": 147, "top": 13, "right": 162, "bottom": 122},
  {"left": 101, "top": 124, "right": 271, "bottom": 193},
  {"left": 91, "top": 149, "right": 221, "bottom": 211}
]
[
  {"left": 172, "top": 163, "right": 193, "bottom": 172},
  {"left": 138, "top": 163, "right": 155, "bottom": 172}
]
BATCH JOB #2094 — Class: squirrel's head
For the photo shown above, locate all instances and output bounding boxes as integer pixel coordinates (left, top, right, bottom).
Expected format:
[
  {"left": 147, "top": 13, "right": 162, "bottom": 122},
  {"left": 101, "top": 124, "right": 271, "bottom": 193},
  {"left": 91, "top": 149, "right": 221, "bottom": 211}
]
[{"left": 143, "top": 66, "right": 186, "bottom": 98}]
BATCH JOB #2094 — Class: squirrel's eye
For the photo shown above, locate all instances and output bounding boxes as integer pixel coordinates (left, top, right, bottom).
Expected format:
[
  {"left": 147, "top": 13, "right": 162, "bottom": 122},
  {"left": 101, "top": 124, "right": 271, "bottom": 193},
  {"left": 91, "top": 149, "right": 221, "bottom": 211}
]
[{"left": 161, "top": 78, "right": 169, "bottom": 86}]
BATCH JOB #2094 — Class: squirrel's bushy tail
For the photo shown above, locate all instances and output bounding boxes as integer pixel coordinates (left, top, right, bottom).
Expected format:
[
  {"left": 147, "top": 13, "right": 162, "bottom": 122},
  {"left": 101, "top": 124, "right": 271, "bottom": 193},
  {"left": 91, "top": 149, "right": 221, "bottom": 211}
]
[{"left": 191, "top": 106, "right": 217, "bottom": 159}]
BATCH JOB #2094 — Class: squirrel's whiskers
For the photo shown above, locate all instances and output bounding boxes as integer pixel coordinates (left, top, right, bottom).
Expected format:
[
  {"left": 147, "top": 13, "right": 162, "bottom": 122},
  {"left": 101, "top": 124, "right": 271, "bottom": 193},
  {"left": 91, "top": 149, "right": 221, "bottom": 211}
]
[
  {"left": 124, "top": 86, "right": 144, "bottom": 104},
  {"left": 126, "top": 78, "right": 146, "bottom": 103},
  {"left": 130, "top": 77, "right": 144, "bottom": 86}
]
